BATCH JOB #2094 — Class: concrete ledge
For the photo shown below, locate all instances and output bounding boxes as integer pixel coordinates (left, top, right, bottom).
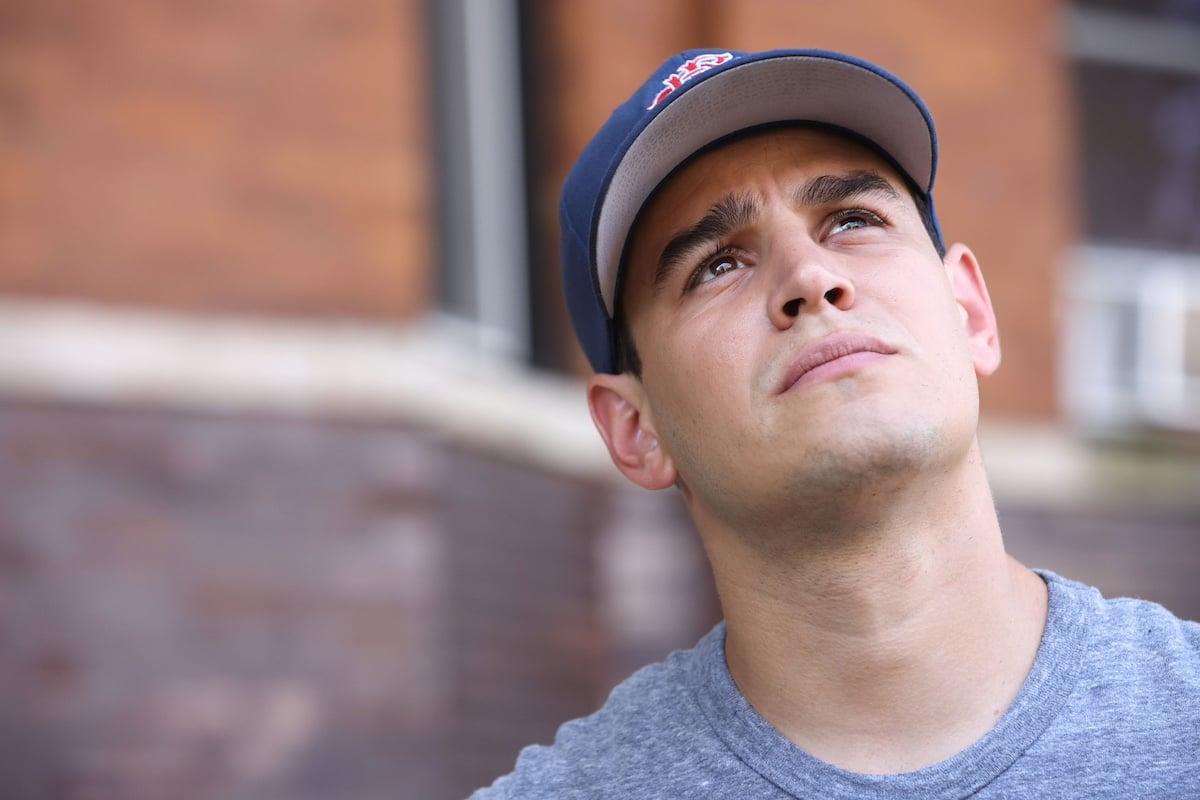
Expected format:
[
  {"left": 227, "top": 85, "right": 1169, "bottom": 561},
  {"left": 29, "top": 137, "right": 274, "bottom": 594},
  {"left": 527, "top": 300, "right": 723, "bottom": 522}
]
[{"left": 0, "top": 298, "right": 614, "bottom": 481}]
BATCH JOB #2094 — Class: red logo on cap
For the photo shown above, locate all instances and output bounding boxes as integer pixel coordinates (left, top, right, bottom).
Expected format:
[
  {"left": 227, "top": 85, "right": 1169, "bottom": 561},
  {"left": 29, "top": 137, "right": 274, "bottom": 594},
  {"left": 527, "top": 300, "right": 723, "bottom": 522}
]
[{"left": 647, "top": 52, "right": 734, "bottom": 110}]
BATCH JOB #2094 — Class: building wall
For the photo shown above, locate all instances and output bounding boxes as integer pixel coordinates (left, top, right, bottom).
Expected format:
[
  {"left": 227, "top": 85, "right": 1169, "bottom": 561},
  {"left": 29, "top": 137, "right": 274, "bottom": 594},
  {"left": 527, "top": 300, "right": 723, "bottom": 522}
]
[
  {"left": 0, "top": 399, "right": 685, "bottom": 800},
  {"left": 0, "top": 0, "right": 433, "bottom": 319}
]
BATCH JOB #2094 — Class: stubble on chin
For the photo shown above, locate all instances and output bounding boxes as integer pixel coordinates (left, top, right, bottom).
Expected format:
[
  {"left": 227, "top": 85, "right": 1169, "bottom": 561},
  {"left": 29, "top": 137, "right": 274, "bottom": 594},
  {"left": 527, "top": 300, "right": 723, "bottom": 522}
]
[{"left": 721, "top": 417, "right": 948, "bottom": 556}]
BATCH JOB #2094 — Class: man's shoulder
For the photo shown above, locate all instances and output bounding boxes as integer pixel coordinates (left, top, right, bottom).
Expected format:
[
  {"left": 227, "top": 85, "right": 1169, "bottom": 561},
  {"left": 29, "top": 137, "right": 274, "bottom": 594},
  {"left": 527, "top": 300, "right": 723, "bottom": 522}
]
[
  {"left": 1012, "top": 572, "right": 1200, "bottom": 795},
  {"left": 1040, "top": 570, "right": 1200, "bottom": 727},
  {"left": 468, "top": 627, "right": 723, "bottom": 800},
  {"left": 1045, "top": 569, "right": 1200, "bottom": 656}
]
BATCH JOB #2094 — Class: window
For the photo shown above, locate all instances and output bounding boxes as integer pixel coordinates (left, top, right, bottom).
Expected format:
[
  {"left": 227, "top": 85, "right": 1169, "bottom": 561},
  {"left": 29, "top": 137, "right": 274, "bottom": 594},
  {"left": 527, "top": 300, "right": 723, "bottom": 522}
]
[
  {"left": 1063, "top": 3, "right": 1200, "bottom": 435},
  {"left": 428, "top": 0, "right": 531, "bottom": 362}
]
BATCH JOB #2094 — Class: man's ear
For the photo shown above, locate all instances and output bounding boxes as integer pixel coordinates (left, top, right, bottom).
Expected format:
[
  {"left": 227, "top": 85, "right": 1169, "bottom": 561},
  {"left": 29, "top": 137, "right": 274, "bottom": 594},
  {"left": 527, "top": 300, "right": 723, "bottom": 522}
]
[
  {"left": 944, "top": 242, "right": 1001, "bottom": 377},
  {"left": 587, "top": 373, "right": 678, "bottom": 491}
]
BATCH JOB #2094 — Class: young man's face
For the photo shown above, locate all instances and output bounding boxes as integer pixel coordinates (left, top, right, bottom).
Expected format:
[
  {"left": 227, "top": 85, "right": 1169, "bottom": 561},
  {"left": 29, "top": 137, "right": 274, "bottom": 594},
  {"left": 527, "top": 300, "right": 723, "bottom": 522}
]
[{"left": 612, "top": 126, "right": 999, "bottom": 530}]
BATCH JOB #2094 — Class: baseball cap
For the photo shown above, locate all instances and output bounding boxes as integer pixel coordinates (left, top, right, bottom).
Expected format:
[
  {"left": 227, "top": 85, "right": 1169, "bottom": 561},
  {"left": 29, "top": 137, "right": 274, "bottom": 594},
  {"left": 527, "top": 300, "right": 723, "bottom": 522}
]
[{"left": 559, "top": 48, "right": 942, "bottom": 374}]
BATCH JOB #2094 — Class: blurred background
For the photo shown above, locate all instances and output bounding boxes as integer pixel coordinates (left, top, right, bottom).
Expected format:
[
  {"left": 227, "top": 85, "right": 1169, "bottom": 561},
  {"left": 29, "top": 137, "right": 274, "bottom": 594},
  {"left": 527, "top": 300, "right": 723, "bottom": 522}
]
[{"left": 1, "top": 0, "right": 1198, "bottom": 797}]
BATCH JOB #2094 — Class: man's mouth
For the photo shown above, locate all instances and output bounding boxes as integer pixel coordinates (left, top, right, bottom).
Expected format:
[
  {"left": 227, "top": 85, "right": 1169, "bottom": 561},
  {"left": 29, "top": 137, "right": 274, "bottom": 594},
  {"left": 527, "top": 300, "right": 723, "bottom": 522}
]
[{"left": 777, "top": 333, "right": 898, "bottom": 394}]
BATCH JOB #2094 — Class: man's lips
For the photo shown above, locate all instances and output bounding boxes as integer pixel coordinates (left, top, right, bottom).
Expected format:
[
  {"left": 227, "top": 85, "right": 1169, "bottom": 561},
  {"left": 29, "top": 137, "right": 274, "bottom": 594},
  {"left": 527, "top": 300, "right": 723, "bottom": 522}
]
[{"left": 777, "top": 333, "right": 899, "bottom": 394}]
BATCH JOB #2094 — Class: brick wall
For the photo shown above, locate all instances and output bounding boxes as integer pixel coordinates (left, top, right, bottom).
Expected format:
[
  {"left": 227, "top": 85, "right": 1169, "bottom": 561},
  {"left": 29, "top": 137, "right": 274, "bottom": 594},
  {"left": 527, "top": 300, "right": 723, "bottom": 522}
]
[
  {"left": 0, "top": 401, "right": 449, "bottom": 797},
  {"left": 0, "top": 0, "right": 433, "bottom": 319},
  {"left": 0, "top": 399, "right": 716, "bottom": 799}
]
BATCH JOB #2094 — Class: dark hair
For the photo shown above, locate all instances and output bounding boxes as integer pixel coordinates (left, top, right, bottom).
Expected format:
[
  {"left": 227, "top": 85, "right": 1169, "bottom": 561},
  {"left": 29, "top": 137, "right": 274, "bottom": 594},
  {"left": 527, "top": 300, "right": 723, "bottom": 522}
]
[
  {"left": 613, "top": 302, "right": 642, "bottom": 376},
  {"left": 909, "top": 179, "right": 946, "bottom": 260},
  {"left": 612, "top": 181, "right": 945, "bottom": 378}
]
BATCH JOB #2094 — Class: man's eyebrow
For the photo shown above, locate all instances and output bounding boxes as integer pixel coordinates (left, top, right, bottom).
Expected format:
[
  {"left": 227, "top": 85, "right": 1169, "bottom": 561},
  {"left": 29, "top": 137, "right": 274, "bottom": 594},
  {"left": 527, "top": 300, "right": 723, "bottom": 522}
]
[
  {"left": 648, "top": 172, "right": 901, "bottom": 291},
  {"left": 794, "top": 170, "right": 901, "bottom": 208},
  {"left": 653, "top": 192, "right": 759, "bottom": 290}
]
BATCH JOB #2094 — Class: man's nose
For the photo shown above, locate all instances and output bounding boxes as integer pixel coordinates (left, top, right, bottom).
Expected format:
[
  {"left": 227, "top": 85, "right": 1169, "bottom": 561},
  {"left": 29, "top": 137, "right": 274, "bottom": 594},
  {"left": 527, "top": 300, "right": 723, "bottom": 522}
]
[{"left": 766, "top": 236, "right": 856, "bottom": 329}]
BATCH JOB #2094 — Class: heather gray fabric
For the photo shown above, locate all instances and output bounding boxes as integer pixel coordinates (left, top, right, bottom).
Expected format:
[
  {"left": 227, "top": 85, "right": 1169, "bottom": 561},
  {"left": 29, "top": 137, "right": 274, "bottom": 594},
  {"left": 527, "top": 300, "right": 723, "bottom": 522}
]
[{"left": 469, "top": 571, "right": 1200, "bottom": 799}]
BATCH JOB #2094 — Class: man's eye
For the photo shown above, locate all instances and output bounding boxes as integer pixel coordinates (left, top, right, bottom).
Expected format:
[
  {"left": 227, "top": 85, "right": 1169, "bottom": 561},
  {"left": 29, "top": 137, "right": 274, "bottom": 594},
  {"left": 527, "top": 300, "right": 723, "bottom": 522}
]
[
  {"left": 830, "top": 209, "right": 884, "bottom": 235},
  {"left": 689, "top": 253, "right": 746, "bottom": 288}
]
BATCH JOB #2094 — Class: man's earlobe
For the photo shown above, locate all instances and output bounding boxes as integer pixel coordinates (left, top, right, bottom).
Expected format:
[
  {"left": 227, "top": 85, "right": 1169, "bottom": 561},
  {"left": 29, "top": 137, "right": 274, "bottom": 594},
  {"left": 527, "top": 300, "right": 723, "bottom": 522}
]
[
  {"left": 587, "top": 374, "right": 678, "bottom": 491},
  {"left": 945, "top": 243, "right": 1002, "bottom": 377}
]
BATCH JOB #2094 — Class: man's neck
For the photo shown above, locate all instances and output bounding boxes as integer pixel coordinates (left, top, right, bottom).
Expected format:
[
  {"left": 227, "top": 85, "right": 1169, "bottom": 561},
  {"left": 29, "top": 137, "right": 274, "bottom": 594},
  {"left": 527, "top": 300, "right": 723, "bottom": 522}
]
[{"left": 695, "top": 445, "right": 1048, "bottom": 774}]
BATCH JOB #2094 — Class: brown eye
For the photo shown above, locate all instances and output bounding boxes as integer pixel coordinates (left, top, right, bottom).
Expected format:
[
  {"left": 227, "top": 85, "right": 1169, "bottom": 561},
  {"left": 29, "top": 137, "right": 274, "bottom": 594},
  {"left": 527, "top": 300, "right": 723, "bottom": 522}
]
[
  {"left": 830, "top": 209, "right": 884, "bottom": 235},
  {"left": 691, "top": 254, "right": 746, "bottom": 288}
]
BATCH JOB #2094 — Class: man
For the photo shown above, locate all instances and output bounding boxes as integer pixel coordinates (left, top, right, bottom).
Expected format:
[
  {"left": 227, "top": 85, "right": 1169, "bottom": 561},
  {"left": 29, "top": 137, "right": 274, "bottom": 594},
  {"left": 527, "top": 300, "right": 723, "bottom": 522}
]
[{"left": 471, "top": 48, "right": 1199, "bottom": 798}]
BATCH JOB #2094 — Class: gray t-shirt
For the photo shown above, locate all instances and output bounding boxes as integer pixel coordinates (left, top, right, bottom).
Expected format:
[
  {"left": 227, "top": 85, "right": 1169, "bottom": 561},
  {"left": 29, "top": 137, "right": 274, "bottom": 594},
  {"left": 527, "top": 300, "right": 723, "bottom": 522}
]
[{"left": 470, "top": 571, "right": 1200, "bottom": 798}]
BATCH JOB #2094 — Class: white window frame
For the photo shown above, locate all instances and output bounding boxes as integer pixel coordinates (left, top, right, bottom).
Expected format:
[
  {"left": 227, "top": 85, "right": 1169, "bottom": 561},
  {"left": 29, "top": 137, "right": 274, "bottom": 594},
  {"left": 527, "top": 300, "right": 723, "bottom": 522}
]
[{"left": 1062, "top": 246, "right": 1200, "bottom": 433}]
